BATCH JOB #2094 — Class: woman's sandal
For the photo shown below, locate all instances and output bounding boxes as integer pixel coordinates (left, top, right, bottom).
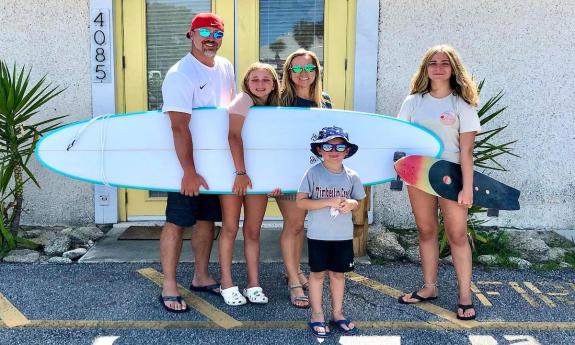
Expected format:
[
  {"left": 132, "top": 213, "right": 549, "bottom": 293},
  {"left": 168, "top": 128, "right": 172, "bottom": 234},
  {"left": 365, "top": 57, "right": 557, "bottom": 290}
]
[
  {"left": 329, "top": 319, "right": 358, "bottom": 335},
  {"left": 220, "top": 286, "right": 247, "bottom": 306},
  {"left": 397, "top": 282, "right": 438, "bottom": 304},
  {"left": 242, "top": 286, "right": 268, "bottom": 304},
  {"left": 308, "top": 321, "right": 331, "bottom": 338},
  {"left": 298, "top": 271, "right": 310, "bottom": 291},
  {"left": 283, "top": 271, "right": 310, "bottom": 291},
  {"left": 288, "top": 283, "right": 310, "bottom": 309},
  {"left": 456, "top": 303, "right": 477, "bottom": 320}
]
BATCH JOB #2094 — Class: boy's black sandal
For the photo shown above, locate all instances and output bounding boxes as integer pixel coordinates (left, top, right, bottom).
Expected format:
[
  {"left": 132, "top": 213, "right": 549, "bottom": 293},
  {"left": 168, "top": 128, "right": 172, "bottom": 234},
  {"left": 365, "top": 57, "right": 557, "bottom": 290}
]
[
  {"left": 308, "top": 321, "right": 331, "bottom": 338},
  {"left": 329, "top": 319, "right": 358, "bottom": 335}
]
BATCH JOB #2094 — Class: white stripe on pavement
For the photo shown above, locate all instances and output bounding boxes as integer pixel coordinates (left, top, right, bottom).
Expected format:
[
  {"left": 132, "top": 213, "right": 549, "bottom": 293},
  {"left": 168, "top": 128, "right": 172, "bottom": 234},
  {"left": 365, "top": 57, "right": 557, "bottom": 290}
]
[
  {"left": 92, "top": 336, "right": 120, "bottom": 345},
  {"left": 339, "top": 336, "right": 401, "bottom": 345}
]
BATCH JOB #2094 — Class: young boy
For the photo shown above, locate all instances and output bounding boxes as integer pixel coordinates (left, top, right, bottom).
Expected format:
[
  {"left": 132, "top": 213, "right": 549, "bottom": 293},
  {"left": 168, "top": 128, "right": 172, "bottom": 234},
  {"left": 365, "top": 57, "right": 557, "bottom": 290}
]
[{"left": 296, "top": 126, "right": 366, "bottom": 338}]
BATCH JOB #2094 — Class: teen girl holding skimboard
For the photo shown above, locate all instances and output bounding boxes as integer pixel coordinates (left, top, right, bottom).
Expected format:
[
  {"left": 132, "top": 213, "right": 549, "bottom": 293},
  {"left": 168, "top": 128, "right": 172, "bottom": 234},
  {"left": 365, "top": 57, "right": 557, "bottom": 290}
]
[{"left": 396, "top": 45, "right": 481, "bottom": 320}]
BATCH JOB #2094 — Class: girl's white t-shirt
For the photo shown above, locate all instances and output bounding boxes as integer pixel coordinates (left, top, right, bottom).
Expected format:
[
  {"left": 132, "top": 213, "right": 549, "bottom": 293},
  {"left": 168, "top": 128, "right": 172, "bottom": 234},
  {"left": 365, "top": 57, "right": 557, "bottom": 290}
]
[
  {"left": 161, "top": 53, "right": 235, "bottom": 114},
  {"left": 397, "top": 93, "right": 481, "bottom": 163}
]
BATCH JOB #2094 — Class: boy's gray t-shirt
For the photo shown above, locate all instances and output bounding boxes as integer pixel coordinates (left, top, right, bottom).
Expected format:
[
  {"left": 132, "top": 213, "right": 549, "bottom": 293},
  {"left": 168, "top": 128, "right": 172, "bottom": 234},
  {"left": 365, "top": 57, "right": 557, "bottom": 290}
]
[{"left": 298, "top": 163, "right": 366, "bottom": 241}]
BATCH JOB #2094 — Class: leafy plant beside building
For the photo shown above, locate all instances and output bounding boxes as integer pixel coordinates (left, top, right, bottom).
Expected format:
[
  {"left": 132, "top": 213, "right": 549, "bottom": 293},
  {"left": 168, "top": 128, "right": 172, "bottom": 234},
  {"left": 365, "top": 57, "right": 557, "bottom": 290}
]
[{"left": 0, "top": 60, "right": 66, "bottom": 257}]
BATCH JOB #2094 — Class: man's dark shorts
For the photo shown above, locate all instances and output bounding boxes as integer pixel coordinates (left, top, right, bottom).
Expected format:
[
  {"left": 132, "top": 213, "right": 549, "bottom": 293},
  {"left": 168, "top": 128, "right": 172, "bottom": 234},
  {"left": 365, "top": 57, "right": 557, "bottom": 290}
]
[
  {"left": 307, "top": 238, "right": 355, "bottom": 273},
  {"left": 165, "top": 193, "right": 222, "bottom": 227}
]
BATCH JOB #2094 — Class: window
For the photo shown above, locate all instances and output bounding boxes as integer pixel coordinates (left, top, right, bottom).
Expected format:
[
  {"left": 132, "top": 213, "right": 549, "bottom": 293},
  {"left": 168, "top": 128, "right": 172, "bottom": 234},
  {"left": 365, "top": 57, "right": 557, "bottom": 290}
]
[
  {"left": 146, "top": 0, "right": 211, "bottom": 110},
  {"left": 259, "top": 0, "right": 325, "bottom": 77}
]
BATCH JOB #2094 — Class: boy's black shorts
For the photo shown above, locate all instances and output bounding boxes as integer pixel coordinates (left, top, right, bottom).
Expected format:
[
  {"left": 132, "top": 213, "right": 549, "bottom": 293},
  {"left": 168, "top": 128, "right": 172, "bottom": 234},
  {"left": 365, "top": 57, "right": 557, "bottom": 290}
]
[
  {"left": 307, "top": 238, "right": 355, "bottom": 273},
  {"left": 165, "top": 193, "right": 221, "bottom": 227}
]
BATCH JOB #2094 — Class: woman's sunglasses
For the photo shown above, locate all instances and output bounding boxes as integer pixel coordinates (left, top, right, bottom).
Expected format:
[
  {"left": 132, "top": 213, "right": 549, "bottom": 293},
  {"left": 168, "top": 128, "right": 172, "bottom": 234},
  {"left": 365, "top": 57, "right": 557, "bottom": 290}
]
[
  {"left": 195, "top": 28, "right": 224, "bottom": 40},
  {"left": 289, "top": 64, "right": 317, "bottom": 73},
  {"left": 320, "top": 143, "right": 348, "bottom": 152}
]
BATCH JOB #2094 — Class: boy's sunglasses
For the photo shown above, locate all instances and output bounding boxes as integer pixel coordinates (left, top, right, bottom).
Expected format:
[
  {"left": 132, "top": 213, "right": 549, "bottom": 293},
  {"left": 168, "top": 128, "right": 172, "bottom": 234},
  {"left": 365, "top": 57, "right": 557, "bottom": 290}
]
[
  {"left": 195, "top": 28, "right": 224, "bottom": 39},
  {"left": 289, "top": 64, "right": 317, "bottom": 73},
  {"left": 320, "top": 143, "right": 348, "bottom": 152}
]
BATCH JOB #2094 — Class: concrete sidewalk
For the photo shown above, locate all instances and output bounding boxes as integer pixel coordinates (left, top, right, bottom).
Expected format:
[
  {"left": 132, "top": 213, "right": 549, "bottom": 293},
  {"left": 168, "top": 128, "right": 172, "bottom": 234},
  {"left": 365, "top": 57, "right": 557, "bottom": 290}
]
[{"left": 79, "top": 222, "right": 371, "bottom": 264}]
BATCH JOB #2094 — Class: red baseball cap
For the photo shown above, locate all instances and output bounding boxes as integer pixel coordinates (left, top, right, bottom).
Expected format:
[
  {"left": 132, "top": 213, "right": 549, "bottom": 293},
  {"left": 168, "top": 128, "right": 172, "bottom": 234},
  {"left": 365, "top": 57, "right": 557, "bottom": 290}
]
[{"left": 186, "top": 13, "right": 225, "bottom": 39}]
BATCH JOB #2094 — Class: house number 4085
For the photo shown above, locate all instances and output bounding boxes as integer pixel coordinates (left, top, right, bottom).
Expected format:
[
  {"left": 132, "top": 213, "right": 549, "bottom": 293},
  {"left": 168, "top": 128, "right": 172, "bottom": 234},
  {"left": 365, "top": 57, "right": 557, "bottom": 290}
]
[{"left": 91, "top": 9, "right": 111, "bottom": 83}]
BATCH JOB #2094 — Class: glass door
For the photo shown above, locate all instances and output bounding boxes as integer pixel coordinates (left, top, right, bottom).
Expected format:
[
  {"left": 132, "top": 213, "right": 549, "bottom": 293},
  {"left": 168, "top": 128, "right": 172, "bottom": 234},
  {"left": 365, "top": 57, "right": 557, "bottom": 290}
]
[{"left": 121, "top": 0, "right": 355, "bottom": 220}]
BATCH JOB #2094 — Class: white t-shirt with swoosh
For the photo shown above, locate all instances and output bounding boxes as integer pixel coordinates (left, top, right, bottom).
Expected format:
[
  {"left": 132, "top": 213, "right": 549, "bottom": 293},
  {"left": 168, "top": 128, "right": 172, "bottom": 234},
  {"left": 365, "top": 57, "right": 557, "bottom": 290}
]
[{"left": 162, "top": 53, "right": 235, "bottom": 114}]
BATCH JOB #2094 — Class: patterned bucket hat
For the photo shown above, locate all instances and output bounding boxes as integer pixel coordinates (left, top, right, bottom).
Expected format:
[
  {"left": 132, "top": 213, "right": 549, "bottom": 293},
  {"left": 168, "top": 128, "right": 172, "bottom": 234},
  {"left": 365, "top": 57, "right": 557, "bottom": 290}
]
[{"left": 310, "top": 126, "right": 359, "bottom": 158}]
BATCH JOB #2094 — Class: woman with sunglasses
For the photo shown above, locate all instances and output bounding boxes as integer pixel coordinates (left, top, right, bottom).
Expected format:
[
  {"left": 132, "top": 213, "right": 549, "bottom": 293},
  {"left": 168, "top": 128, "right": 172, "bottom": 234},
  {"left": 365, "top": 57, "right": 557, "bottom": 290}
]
[
  {"left": 396, "top": 45, "right": 481, "bottom": 321},
  {"left": 275, "top": 49, "right": 332, "bottom": 309}
]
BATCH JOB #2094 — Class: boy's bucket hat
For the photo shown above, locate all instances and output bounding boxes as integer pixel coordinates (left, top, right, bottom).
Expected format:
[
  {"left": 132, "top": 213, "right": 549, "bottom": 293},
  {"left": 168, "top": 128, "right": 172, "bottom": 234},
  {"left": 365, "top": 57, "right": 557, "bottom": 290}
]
[{"left": 310, "top": 126, "right": 358, "bottom": 158}]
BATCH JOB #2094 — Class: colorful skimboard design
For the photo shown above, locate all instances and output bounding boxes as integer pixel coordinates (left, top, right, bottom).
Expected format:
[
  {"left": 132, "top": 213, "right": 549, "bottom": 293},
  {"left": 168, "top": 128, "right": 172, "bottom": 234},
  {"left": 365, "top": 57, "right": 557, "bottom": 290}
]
[{"left": 394, "top": 155, "right": 520, "bottom": 210}]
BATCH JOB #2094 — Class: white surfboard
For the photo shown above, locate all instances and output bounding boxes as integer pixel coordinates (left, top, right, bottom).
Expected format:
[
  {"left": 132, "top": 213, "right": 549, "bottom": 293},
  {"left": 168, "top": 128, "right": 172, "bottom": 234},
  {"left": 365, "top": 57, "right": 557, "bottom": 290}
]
[{"left": 35, "top": 107, "right": 443, "bottom": 194}]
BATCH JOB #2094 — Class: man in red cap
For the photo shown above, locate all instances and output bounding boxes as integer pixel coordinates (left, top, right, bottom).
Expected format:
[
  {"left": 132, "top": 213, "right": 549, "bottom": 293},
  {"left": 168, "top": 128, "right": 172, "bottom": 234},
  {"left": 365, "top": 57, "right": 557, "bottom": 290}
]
[{"left": 159, "top": 12, "right": 235, "bottom": 313}]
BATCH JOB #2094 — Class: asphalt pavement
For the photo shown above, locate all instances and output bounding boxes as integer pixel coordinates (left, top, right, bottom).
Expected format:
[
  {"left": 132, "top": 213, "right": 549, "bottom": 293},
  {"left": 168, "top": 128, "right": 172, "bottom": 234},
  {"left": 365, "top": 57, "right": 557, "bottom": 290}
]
[{"left": 1, "top": 262, "right": 574, "bottom": 345}]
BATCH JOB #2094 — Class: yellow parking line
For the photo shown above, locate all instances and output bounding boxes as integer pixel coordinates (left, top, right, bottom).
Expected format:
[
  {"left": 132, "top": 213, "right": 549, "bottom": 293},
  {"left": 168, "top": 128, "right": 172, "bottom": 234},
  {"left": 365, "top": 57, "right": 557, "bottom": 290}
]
[
  {"left": 1, "top": 320, "right": 215, "bottom": 329},
  {"left": 3, "top": 320, "right": 575, "bottom": 330},
  {"left": 477, "top": 281, "right": 503, "bottom": 285},
  {"left": 509, "top": 282, "right": 538, "bottom": 307},
  {"left": 345, "top": 272, "right": 478, "bottom": 329},
  {"left": 137, "top": 268, "right": 242, "bottom": 329},
  {"left": 471, "top": 282, "right": 492, "bottom": 307},
  {"left": 0, "top": 320, "right": 460, "bottom": 330},
  {"left": 0, "top": 293, "right": 30, "bottom": 328},
  {"left": 553, "top": 295, "right": 575, "bottom": 305},
  {"left": 524, "top": 282, "right": 556, "bottom": 307},
  {"left": 475, "top": 322, "right": 575, "bottom": 330}
]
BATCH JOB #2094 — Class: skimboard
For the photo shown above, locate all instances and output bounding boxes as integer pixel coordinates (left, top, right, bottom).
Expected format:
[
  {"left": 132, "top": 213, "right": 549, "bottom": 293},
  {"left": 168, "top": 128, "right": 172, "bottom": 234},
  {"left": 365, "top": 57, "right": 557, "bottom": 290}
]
[
  {"left": 35, "top": 107, "right": 443, "bottom": 194},
  {"left": 394, "top": 154, "right": 520, "bottom": 211}
]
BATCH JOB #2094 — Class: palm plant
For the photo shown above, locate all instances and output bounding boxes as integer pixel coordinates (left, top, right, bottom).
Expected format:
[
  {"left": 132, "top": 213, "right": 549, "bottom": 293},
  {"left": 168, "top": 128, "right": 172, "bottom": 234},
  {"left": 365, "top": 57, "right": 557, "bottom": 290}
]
[
  {"left": 0, "top": 60, "right": 66, "bottom": 257},
  {"left": 473, "top": 80, "right": 519, "bottom": 170},
  {"left": 439, "top": 79, "right": 518, "bottom": 256}
]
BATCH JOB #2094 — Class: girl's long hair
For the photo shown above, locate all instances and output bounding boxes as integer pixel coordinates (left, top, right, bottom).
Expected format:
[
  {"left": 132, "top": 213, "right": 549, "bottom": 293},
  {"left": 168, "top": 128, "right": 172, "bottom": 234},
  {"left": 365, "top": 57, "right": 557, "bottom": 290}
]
[
  {"left": 410, "top": 44, "right": 478, "bottom": 106},
  {"left": 241, "top": 62, "right": 280, "bottom": 106},
  {"left": 279, "top": 49, "right": 323, "bottom": 107}
]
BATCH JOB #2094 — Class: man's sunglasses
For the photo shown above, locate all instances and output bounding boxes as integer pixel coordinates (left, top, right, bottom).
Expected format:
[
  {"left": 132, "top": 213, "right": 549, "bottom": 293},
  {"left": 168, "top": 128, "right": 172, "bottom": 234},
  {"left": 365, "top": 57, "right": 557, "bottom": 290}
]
[
  {"left": 289, "top": 64, "right": 317, "bottom": 73},
  {"left": 195, "top": 28, "right": 224, "bottom": 39},
  {"left": 320, "top": 143, "right": 348, "bottom": 152}
]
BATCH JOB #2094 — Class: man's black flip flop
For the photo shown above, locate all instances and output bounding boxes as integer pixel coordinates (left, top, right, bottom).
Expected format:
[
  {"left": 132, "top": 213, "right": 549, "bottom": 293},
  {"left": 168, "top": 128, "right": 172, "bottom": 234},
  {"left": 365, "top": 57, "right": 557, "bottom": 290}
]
[
  {"left": 189, "top": 283, "right": 220, "bottom": 296},
  {"left": 397, "top": 291, "right": 438, "bottom": 304},
  {"left": 159, "top": 295, "right": 189, "bottom": 313}
]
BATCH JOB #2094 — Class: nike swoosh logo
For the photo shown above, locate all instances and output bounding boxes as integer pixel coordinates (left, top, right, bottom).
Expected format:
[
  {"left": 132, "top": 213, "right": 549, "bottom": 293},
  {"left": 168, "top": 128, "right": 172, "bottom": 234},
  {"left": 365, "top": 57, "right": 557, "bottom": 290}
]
[{"left": 199, "top": 83, "right": 208, "bottom": 89}]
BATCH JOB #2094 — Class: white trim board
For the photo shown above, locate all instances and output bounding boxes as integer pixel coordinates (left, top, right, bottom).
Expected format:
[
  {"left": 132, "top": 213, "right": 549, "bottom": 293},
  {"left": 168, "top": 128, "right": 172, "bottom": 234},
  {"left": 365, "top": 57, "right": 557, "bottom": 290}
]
[
  {"left": 91, "top": 0, "right": 118, "bottom": 224},
  {"left": 354, "top": 0, "right": 379, "bottom": 224}
]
